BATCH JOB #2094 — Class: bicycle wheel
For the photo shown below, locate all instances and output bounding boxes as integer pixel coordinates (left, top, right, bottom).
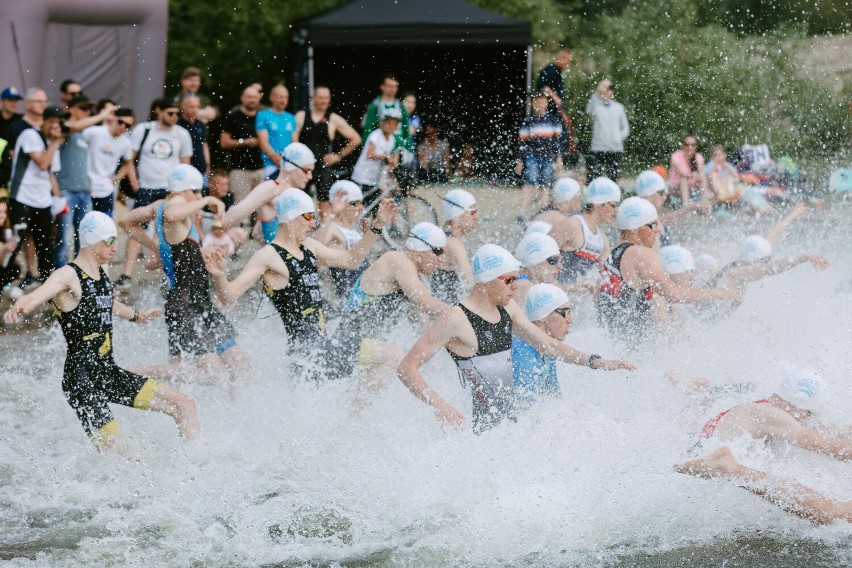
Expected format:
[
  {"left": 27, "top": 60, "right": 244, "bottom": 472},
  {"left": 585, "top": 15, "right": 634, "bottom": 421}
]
[{"left": 382, "top": 194, "right": 438, "bottom": 249}]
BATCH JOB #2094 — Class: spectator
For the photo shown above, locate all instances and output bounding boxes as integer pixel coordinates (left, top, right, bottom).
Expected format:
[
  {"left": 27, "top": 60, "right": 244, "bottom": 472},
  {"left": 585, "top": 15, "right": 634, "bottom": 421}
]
[
  {"left": 58, "top": 79, "right": 82, "bottom": 109},
  {"left": 362, "top": 73, "right": 412, "bottom": 152},
  {"left": 177, "top": 94, "right": 210, "bottom": 183},
  {"left": 256, "top": 85, "right": 297, "bottom": 179},
  {"left": 586, "top": 79, "right": 629, "bottom": 182},
  {"left": 200, "top": 168, "right": 245, "bottom": 252},
  {"left": 402, "top": 92, "right": 421, "bottom": 141},
  {"left": 352, "top": 111, "right": 401, "bottom": 212},
  {"left": 116, "top": 98, "right": 192, "bottom": 289},
  {"left": 220, "top": 85, "right": 264, "bottom": 203},
  {"left": 706, "top": 145, "right": 740, "bottom": 203},
  {"left": 514, "top": 92, "right": 565, "bottom": 223},
  {"left": 536, "top": 48, "right": 577, "bottom": 155},
  {"left": 84, "top": 108, "right": 136, "bottom": 217},
  {"left": 453, "top": 143, "right": 477, "bottom": 180},
  {"left": 669, "top": 135, "right": 711, "bottom": 210},
  {"left": 174, "top": 66, "right": 216, "bottom": 123},
  {"left": 0, "top": 198, "right": 21, "bottom": 292},
  {"left": 416, "top": 124, "right": 451, "bottom": 183},
  {"left": 294, "top": 85, "right": 362, "bottom": 218},
  {"left": 8, "top": 105, "right": 67, "bottom": 283},
  {"left": 0, "top": 87, "right": 24, "bottom": 191}
]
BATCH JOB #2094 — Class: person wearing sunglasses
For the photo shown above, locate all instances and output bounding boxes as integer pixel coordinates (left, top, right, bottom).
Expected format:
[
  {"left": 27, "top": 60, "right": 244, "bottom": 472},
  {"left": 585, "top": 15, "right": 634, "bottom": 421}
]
[
  {"left": 205, "top": 188, "right": 396, "bottom": 382},
  {"left": 511, "top": 231, "right": 563, "bottom": 308},
  {"left": 598, "top": 197, "right": 741, "bottom": 350},
  {"left": 4, "top": 211, "right": 199, "bottom": 448},
  {"left": 81, "top": 107, "right": 136, "bottom": 218},
  {"left": 668, "top": 135, "right": 712, "bottom": 211},
  {"left": 397, "top": 244, "right": 635, "bottom": 433},
  {"left": 633, "top": 169, "right": 701, "bottom": 248},
  {"left": 430, "top": 188, "right": 478, "bottom": 304},
  {"left": 120, "top": 164, "right": 247, "bottom": 382}
]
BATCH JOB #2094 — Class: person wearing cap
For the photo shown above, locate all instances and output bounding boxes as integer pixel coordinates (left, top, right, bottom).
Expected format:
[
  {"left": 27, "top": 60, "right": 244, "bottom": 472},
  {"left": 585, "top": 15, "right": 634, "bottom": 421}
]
[
  {"left": 597, "top": 197, "right": 740, "bottom": 349},
  {"left": 0, "top": 86, "right": 24, "bottom": 190},
  {"left": 117, "top": 98, "right": 193, "bottom": 290},
  {"left": 3, "top": 211, "right": 199, "bottom": 448},
  {"left": 120, "top": 164, "right": 246, "bottom": 380},
  {"left": 511, "top": 283, "right": 573, "bottom": 407},
  {"left": 430, "top": 188, "right": 477, "bottom": 304},
  {"left": 397, "top": 243, "right": 635, "bottom": 433},
  {"left": 204, "top": 188, "right": 396, "bottom": 381},
  {"left": 679, "top": 373, "right": 852, "bottom": 525},
  {"left": 529, "top": 176, "right": 582, "bottom": 229},
  {"left": 554, "top": 176, "right": 620, "bottom": 285},
  {"left": 256, "top": 85, "right": 297, "bottom": 179},
  {"left": 294, "top": 85, "right": 362, "bottom": 219},
  {"left": 586, "top": 79, "right": 629, "bottom": 182},
  {"left": 314, "top": 180, "right": 370, "bottom": 302},
  {"left": 633, "top": 169, "right": 701, "bottom": 247},
  {"left": 711, "top": 203, "right": 828, "bottom": 291},
  {"left": 512, "top": 231, "right": 563, "bottom": 308},
  {"left": 7, "top": 103, "right": 68, "bottom": 283},
  {"left": 221, "top": 142, "right": 318, "bottom": 244},
  {"left": 55, "top": 95, "right": 118, "bottom": 266},
  {"left": 351, "top": 109, "right": 401, "bottom": 212}
]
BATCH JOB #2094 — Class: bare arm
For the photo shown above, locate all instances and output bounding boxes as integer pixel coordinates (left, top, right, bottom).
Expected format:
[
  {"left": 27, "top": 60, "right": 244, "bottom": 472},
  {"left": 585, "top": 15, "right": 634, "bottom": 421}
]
[
  {"left": 765, "top": 202, "right": 807, "bottom": 245},
  {"left": 631, "top": 247, "right": 740, "bottom": 303},
  {"left": 331, "top": 114, "right": 362, "bottom": 161},
  {"left": 164, "top": 195, "right": 223, "bottom": 223},
  {"left": 118, "top": 201, "right": 161, "bottom": 250},
  {"left": 222, "top": 180, "right": 284, "bottom": 228},
  {"left": 3, "top": 266, "right": 76, "bottom": 323},
  {"left": 393, "top": 260, "right": 450, "bottom": 315},
  {"left": 113, "top": 299, "right": 160, "bottom": 323},
  {"left": 205, "top": 245, "right": 284, "bottom": 304},
  {"left": 220, "top": 129, "right": 257, "bottom": 150},
  {"left": 29, "top": 139, "right": 62, "bottom": 171},
  {"left": 67, "top": 106, "right": 114, "bottom": 132},
  {"left": 256, "top": 129, "right": 281, "bottom": 167}
]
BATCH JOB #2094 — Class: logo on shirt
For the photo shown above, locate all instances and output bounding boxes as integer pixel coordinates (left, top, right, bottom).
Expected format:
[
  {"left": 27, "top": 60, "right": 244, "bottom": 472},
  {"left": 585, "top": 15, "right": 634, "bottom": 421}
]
[{"left": 151, "top": 139, "right": 175, "bottom": 160}]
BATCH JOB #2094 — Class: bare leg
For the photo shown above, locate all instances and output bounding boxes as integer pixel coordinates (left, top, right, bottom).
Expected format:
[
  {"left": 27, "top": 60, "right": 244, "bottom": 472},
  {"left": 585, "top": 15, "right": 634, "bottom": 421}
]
[
  {"left": 123, "top": 237, "right": 141, "bottom": 277},
  {"left": 24, "top": 236, "right": 36, "bottom": 277},
  {"left": 678, "top": 446, "right": 852, "bottom": 525},
  {"left": 353, "top": 342, "right": 403, "bottom": 412},
  {"left": 148, "top": 385, "right": 200, "bottom": 440},
  {"left": 519, "top": 184, "right": 535, "bottom": 219},
  {"left": 220, "top": 345, "right": 250, "bottom": 383}
]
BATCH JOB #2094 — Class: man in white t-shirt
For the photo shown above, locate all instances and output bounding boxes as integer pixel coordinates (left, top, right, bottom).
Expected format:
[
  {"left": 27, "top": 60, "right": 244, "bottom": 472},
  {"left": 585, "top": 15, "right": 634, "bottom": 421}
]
[
  {"left": 83, "top": 108, "right": 136, "bottom": 217},
  {"left": 117, "top": 99, "right": 192, "bottom": 288},
  {"left": 8, "top": 106, "right": 67, "bottom": 281},
  {"left": 351, "top": 111, "right": 400, "bottom": 214}
]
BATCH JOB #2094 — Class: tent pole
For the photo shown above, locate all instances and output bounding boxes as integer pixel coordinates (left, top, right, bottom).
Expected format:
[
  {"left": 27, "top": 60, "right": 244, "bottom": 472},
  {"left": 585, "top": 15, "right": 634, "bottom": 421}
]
[
  {"left": 525, "top": 45, "right": 532, "bottom": 114},
  {"left": 308, "top": 46, "right": 315, "bottom": 97}
]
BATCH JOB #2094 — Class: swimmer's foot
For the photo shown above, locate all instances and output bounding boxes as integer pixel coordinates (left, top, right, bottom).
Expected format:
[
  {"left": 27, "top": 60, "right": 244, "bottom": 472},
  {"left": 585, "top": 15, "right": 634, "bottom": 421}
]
[{"left": 676, "top": 446, "right": 741, "bottom": 479}]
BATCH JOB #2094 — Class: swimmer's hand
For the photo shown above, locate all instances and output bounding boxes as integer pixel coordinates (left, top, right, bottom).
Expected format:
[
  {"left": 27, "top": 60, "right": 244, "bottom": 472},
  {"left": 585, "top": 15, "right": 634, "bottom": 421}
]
[
  {"left": 374, "top": 197, "right": 398, "bottom": 228},
  {"left": 134, "top": 308, "right": 161, "bottom": 324},
  {"left": 715, "top": 287, "right": 741, "bottom": 305},
  {"left": 435, "top": 403, "right": 465, "bottom": 431},
  {"left": 4, "top": 296, "right": 36, "bottom": 324},
  {"left": 202, "top": 248, "right": 226, "bottom": 276},
  {"left": 593, "top": 358, "right": 636, "bottom": 371},
  {"left": 805, "top": 255, "right": 829, "bottom": 270},
  {"left": 329, "top": 192, "right": 348, "bottom": 217}
]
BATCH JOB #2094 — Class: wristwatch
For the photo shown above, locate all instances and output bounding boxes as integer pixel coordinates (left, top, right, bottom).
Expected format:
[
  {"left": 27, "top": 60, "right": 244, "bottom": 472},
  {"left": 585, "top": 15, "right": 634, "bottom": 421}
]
[
  {"left": 238, "top": 138, "right": 244, "bottom": 145},
  {"left": 588, "top": 354, "right": 602, "bottom": 368},
  {"left": 370, "top": 224, "right": 384, "bottom": 235}
]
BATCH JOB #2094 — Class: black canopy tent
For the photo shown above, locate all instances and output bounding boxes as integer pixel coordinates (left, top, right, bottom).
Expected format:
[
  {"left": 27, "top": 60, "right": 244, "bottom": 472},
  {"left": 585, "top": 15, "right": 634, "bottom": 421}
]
[{"left": 291, "top": 0, "right": 532, "bottom": 176}]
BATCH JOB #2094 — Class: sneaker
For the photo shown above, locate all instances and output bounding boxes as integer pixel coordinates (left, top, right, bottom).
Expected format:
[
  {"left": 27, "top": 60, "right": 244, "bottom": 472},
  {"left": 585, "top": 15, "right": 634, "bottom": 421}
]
[{"left": 114, "top": 274, "right": 132, "bottom": 291}]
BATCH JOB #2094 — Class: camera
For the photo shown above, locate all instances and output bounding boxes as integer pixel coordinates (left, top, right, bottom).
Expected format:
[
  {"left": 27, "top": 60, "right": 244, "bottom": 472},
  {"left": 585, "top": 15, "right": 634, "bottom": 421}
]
[{"left": 60, "top": 122, "right": 71, "bottom": 134}]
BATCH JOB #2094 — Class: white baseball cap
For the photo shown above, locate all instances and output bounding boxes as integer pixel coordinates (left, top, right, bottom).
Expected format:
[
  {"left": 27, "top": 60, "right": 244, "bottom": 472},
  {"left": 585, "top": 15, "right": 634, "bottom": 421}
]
[
  {"left": 442, "top": 189, "right": 476, "bottom": 220},
  {"left": 554, "top": 177, "right": 581, "bottom": 203},
  {"left": 79, "top": 211, "right": 117, "bottom": 248},
  {"left": 523, "top": 283, "right": 569, "bottom": 321},
  {"left": 634, "top": 170, "right": 667, "bottom": 197},
  {"left": 742, "top": 235, "right": 773, "bottom": 261},
  {"left": 659, "top": 245, "right": 695, "bottom": 274},
  {"left": 584, "top": 177, "right": 622, "bottom": 205},
  {"left": 471, "top": 244, "right": 521, "bottom": 283},
  {"left": 281, "top": 142, "right": 316, "bottom": 171},
  {"left": 778, "top": 370, "right": 827, "bottom": 411},
  {"left": 515, "top": 232, "right": 560, "bottom": 267},
  {"left": 168, "top": 164, "right": 203, "bottom": 193},
  {"left": 525, "top": 221, "right": 552, "bottom": 235},
  {"left": 616, "top": 196, "right": 658, "bottom": 230},
  {"left": 406, "top": 222, "right": 447, "bottom": 252},
  {"left": 275, "top": 188, "right": 316, "bottom": 223},
  {"left": 329, "top": 180, "right": 363, "bottom": 203}
]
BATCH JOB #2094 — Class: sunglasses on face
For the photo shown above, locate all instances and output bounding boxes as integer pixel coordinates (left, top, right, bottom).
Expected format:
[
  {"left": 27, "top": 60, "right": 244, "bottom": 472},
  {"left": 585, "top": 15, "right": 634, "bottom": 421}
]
[
  {"left": 409, "top": 233, "right": 443, "bottom": 256},
  {"left": 301, "top": 212, "right": 316, "bottom": 222},
  {"left": 67, "top": 91, "right": 82, "bottom": 97},
  {"left": 283, "top": 157, "right": 313, "bottom": 175},
  {"left": 163, "top": 110, "right": 179, "bottom": 116},
  {"left": 117, "top": 120, "right": 133, "bottom": 129},
  {"left": 553, "top": 307, "right": 571, "bottom": 318},
  {"left": 349, "top": 200, "right": 363, "bottom": 207},
  {"left": 646, "top": 221, "right": 659, "bottom": 230},
  {"left": 546, "top": 255, "right": 561, "bottom": 266},
  {"left": 497, "top": 275, "right": 517, "bottom": 286},
  {"left": 102, "top": 237, "right": 117, "bottom": 247},
  {"left": 684, "top": 142, "right": 697, "bottom": 147}
]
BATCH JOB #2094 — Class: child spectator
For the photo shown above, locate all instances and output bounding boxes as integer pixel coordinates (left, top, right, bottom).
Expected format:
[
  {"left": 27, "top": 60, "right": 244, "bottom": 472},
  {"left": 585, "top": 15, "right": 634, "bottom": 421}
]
[{"left": 515, "top": 92, "right": 565, "bottom": 223}]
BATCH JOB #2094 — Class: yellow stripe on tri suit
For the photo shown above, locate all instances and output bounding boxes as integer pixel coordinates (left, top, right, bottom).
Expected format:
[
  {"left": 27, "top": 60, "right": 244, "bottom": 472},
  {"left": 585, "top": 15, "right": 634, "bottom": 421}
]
[
  {"left": 133, "top": 380, "right": 163, "bottom": 410},
  {"left": 356, "top": 338, "right": 379, "bottom": 367},
  {"left": 91, "top": 419, "right": 121, "bottom": 446}
]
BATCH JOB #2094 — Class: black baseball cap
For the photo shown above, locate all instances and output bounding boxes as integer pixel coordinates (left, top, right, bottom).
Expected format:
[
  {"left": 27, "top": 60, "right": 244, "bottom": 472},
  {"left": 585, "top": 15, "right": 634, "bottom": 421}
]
[{"left": 43, "top": 106, "right": 70, "bottom": 120}]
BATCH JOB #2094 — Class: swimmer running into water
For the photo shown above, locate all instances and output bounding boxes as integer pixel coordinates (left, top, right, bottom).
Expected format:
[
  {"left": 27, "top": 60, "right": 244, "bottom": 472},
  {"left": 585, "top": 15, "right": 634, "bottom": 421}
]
[{"left": 4, "top": 212, "right": 199, "bottom": 448}]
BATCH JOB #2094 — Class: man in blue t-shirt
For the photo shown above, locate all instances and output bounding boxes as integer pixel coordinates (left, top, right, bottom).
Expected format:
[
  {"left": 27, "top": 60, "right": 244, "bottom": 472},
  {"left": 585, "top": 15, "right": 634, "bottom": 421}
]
[{"left": 256, "top": 85, "right": 297, "bottom": 178}]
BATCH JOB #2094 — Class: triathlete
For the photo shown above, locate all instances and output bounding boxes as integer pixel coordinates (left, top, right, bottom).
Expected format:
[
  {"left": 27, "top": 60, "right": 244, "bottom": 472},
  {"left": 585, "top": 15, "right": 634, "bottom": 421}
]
[
  {"left": 397, "top": 244, "right": 635, "bottom": 433},
  {"left": 204, "top": 188, "right": 395, "bottom": 381},
  {"left": 528, "top": 176, "right": 582, "bottom": 238},
  {"left": 3, "top": 211, "right": 199, "bottom": 447},
  {"left": 597, "top": 197, "right": 740, "bottom": 349},
  {"left": 512, "top": 230, "right": 563, "bottom": 308},
  {"left": 430, "top": 188, "right": 477, "bottom": 304},
  {"left": 632, "top": 169, "right": 701, "bottom": 247}
]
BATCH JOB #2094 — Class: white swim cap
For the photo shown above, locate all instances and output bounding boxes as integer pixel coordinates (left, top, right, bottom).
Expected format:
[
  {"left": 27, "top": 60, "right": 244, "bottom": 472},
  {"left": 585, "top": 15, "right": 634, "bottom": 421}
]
[
  {"left": 634, "top": 170, "right": 667, "bottom": 197},
  {"left": 167, "top": 164, "right": 203, "bottom": 193},
  {"left": 442, "top": 189, "right": 476, "bottom": 220},
  {"left": 471, "top": 244, "right": 521, "bottom": 283},
  {"left": 275, "top": 188, "right": 316, "bottom": 223},
  {"left": 406, "top": 222, "right": 447, "bottom": 252},
  {"left": 329, "top": 180, "right": 363, "bottom": 203},
  {"left": 742, "top": 235, "right": 773, "bottom": 261},
  {"left": 515, "top": 232, "right": 560, "bottom": 267},
  {"left": 616, "top": 196, "right": 658, "bottom": 230},
  {"left": 523, "top": 283, "right": 569, "bottom": 321},
  {"left": 78, "top": 211, "right": 117, "bottom": 248},
  {"left": 525, "top": 221, "right": 552, "bottom": 235},
  {"left": 584, "top": 176, "right": 622, "bottom": 205},
  {"left": 778, "top": 370, "right": 827, "bottom": 411},
  {"left": 553, "top": 177, "right": 581, "bottom": 203},
  {"left": 281, "top": 142, "right": 316, "bottom": 171},
  {"left": 697, "top": 253, "right": 719, "bottom": 267},
  {"left": 659, "top": 245, "right": 695, "bottom": 274}
]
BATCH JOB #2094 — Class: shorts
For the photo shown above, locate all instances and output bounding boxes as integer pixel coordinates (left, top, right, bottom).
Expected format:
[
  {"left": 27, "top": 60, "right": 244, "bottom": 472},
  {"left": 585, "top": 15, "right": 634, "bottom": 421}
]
[
  {"left": 135, "top": 188, "right": 168, "bottom": 209},
  {"left": 165, "top": 288, "right": 238, "bottom": 358},
  {"left": 62, "top": 357, "right": 161, "bottom": 436},
  {"left": 522, "top": 155, "right": 556, "bottom": 188}
]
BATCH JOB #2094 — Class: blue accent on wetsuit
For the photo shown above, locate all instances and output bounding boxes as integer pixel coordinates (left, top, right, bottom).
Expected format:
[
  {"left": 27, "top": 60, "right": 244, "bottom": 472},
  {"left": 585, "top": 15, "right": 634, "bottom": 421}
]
[
  {"left": 156, "top": 202, "right": 200, "bottom": 289},
  {"left": 511, "top": 336, "right": 560, "bottom": 407},
  {"left": 261, "top": 219, "right": 278, "bottom": 244}
]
